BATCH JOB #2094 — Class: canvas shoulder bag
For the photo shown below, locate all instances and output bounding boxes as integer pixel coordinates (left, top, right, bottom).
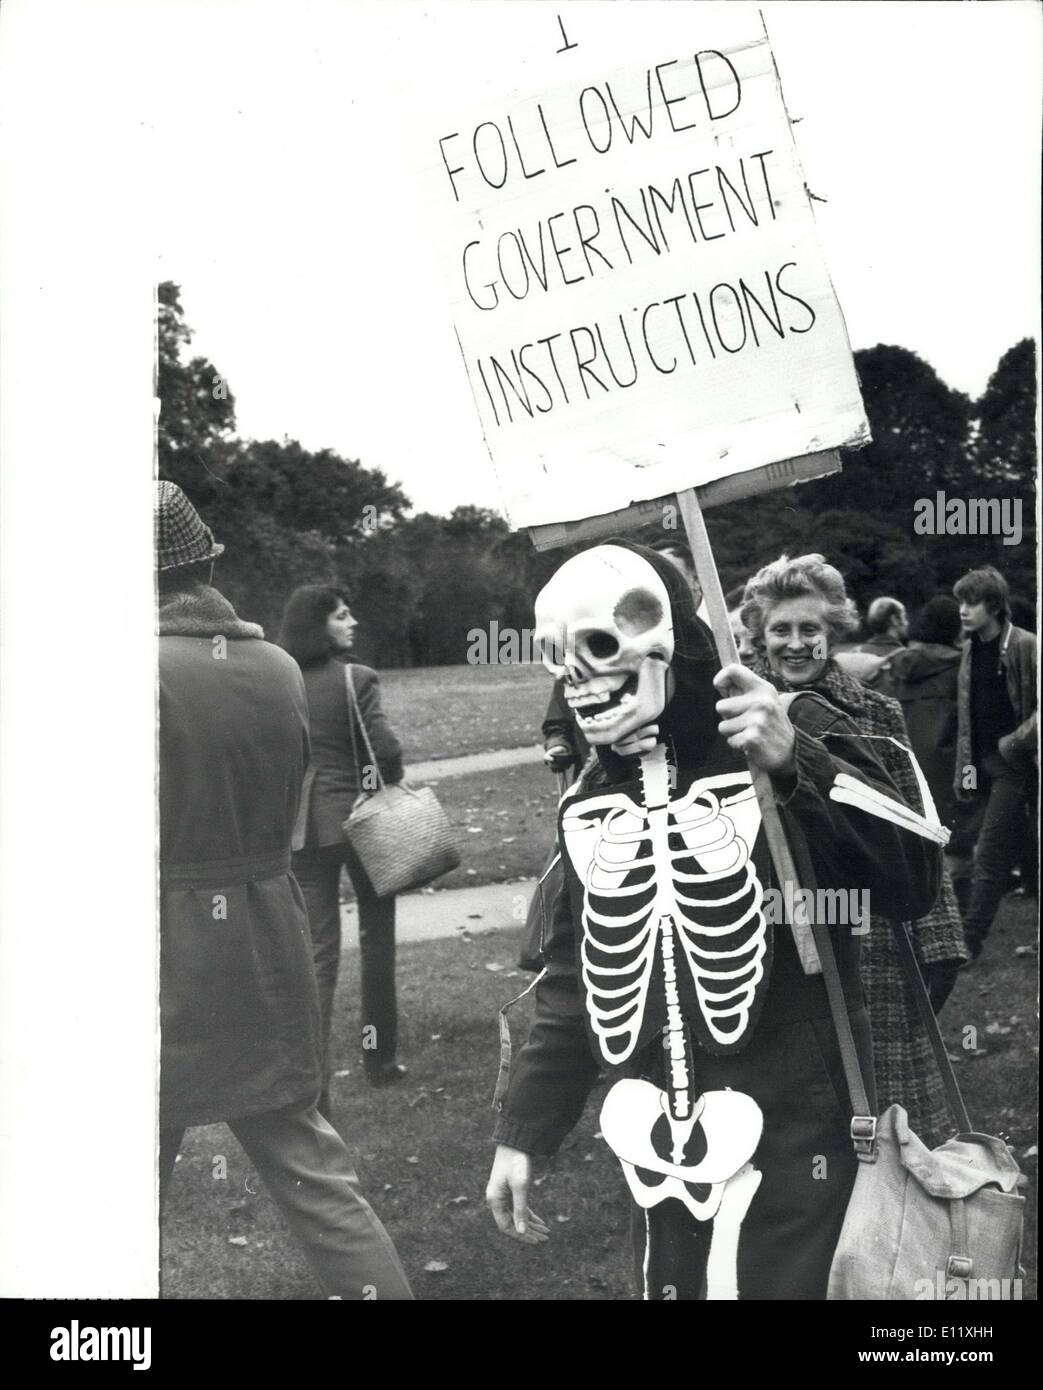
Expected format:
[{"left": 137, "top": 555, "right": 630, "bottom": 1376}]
[
  {"left": 341, "top": 665, "right": 461, "bottom": 898},
  {"left": 804, "top": 862, "right": 1025, "bottom": 1301},
  {"left": 775, "top": 786, "right": 1023, "bottom": 1301}
]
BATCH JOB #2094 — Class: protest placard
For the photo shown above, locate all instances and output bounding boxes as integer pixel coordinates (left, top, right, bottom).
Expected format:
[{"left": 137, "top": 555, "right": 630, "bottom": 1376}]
[{"left": 424, "top": 2, "right": 868, "bottom": 531}]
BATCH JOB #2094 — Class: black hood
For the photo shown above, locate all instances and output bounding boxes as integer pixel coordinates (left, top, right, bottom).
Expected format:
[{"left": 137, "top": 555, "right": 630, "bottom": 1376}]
[{"left": 591, "top": 539, "right": 732, "bottom": 778}]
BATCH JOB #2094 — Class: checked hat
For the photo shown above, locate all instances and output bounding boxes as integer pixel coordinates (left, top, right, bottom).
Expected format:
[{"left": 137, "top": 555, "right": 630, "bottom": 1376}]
[{"left": 155, "top": 480, "right": 225, "bottom": 571}]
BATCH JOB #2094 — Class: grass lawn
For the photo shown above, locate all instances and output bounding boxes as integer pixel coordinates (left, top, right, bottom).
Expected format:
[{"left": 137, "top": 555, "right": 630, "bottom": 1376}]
[
  {"left": 337, "top": 760, "right": 561, "bottom": 897},
  {"left": 410, "top": 760, "right": 556, "bottom": 890},
  {"left": 161, "top": 896, "right": 1037, "bottom": 1302},
  {"left": 161, "top": 924, "right": 631, "bottom": 1300},
  {"left": 938, "top": 894, "right": 1038, "bottom": 1299},
  {"left": 378, "top": 663, "right": 550, "bottom": 763}
]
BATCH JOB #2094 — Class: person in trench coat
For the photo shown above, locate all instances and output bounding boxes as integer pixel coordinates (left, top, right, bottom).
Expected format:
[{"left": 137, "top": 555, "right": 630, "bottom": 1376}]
[{"left": 157, "top": 481, "right": 411, "bottom": 1300}]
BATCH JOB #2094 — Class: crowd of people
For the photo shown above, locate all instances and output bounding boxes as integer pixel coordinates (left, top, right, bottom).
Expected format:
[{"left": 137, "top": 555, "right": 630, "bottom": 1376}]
[{"left": 158, "top": 479, "right": 1036, "bottom": 1301}]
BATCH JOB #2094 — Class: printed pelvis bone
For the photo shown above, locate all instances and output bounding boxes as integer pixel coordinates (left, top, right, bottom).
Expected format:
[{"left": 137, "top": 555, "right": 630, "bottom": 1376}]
[
  {"left": 562, "top": 745, "right": 767, "bottom": 1227},
  {"left": 535, "top": 546, "right": 674, "bottom": 746}
]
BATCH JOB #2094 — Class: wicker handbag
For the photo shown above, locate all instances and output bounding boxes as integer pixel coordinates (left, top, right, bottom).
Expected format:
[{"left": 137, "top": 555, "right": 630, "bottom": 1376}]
[{"left": 341, "top": 666, "right": 461, "bottom": 898}]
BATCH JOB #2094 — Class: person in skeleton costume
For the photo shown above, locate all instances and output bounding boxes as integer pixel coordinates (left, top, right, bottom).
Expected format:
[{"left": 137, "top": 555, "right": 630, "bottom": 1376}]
[{"left": 486, "top": 543, "right": 943, "bottom": 1300}]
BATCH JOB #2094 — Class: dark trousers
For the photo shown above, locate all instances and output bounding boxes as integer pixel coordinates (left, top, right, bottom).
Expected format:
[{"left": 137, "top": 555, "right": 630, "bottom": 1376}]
[
  {"left": 631, "top": 1010, "right": 872, "bottom": 1300},
  {"left": 293, "top": 842, "right": 398, "bottom": 1106},
  {"left": 963, "top": 754, "right": 1034, "bottom": 956},
  {"left": 160, "top": 1106, "right": 412, "bottom": 1299}
]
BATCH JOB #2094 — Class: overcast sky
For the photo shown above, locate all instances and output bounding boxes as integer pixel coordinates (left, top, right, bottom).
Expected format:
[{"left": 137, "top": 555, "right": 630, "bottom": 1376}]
[{"left": 157, "top": 0, "right": 1041, "bottom": 517}]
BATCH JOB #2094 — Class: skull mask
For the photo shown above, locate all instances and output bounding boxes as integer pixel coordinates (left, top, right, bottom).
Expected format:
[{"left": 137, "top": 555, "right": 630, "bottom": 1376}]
[{"left": 535, "top": 546, "right": 674, "bottom": 746}]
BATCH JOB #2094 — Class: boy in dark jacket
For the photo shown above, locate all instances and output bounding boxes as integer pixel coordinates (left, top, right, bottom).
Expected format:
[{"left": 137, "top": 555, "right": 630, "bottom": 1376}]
[{"left": 952, "top": 567, "right": 1038, "bottom": 959}]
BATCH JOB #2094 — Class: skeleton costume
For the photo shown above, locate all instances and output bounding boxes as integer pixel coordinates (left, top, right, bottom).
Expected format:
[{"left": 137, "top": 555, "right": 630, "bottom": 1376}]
[{"left": 493, "top": 544, "right": 942, "bottom": 1300}]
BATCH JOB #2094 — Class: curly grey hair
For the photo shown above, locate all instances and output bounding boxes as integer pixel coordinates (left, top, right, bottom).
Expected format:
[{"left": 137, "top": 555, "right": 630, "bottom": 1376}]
[{"left": 740, "top": 553, "right": 860, "bottom": 650}]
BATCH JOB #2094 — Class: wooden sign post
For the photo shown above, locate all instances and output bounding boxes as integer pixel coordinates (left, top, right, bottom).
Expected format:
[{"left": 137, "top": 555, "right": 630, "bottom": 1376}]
[{"left": 675, "top": 485, "right": 820, "bottom": 973}]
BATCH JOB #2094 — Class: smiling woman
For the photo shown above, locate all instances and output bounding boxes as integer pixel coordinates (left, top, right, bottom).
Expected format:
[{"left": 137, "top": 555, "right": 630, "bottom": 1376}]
[
  {"left": 740, "top": 554, "right": 859, "bottom": 682},
  {"left": 740, "top": 552, "right": 969, "bottom": 1147}
]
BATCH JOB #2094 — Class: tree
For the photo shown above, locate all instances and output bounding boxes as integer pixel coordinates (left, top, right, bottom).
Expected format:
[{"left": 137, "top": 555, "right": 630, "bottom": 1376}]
[
  {"left": 972, "top": 338, "right": 1037, "bottom": 492},
  {"left": 802, "top": 345, "right": 972, "bottom": 518},
  {"left": 157, "top": 282, "right": 236, "bottom": 502}
]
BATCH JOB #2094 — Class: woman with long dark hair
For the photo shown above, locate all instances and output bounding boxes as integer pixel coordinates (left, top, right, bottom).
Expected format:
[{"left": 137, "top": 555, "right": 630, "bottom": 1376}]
[{"left": 279, "top": 585, "right": 407, "bottom": 1111}]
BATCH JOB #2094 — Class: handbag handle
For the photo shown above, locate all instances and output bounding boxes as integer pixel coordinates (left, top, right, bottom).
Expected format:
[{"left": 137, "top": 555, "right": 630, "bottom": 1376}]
[{"left": 343, "top": 664, "right": 388, "bottom": 796}]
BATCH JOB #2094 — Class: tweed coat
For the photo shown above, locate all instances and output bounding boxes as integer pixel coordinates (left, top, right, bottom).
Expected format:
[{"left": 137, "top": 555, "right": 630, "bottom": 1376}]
[
  {"left": 159, "top": 585, "right": 321, "bottom": 1130},
  {"left": 291, "top": 658, "right": 404, "bottom": 851},
  {"left": 759, "top": 658, "right": 967, "bottom": 1148}
]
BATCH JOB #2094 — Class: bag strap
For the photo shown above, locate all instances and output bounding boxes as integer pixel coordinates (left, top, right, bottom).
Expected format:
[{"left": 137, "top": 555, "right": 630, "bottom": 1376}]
[
  {"left": 787, "top": 800, "right": 973, "bottom": 1144},
  {"left": 807, "top": 915, "right": 880, "bottom": 1161},
  {"left": 891, "top": 917, "right": 972, "bottom": 1133},
  {"left": 343, "top": 664, "right": 387, "bottom": 794},
  {"left": 777, "top": 813, "right": 878, "bottom": 1159}
]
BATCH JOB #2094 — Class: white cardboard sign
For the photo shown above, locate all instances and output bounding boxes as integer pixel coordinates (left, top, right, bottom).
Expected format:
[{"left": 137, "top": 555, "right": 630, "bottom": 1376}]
[{"left": 424, "top": 3, "right": 868, "bottom": 530}]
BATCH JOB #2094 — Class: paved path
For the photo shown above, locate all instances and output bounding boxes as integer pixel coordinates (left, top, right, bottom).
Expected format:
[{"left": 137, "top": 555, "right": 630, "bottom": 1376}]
[
  {"left": 341, "top": 878, "right": 538, "bottom": 945},
  {"left": 407, "top": 744, "right": 544, "bottom": 782},
  {"left": 339, "top": 741, "right": 545, "bottom": 946}
]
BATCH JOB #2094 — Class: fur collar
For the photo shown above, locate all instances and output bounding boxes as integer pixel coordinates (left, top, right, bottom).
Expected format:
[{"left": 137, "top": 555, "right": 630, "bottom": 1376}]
[{"left": 158, "top": 584, "right": 264, "bottom": 640}]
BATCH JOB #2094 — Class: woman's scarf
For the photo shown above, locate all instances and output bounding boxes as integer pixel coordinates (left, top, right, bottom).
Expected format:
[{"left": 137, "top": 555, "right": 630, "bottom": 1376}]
[{"left": 158, "top": 583, "right": 264, "bottom": 641}]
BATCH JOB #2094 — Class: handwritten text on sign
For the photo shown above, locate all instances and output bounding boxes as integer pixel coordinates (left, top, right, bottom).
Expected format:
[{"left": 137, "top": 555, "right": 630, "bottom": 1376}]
[{"left": 426, "top": 5, "right": 867, "bottom": 529}]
